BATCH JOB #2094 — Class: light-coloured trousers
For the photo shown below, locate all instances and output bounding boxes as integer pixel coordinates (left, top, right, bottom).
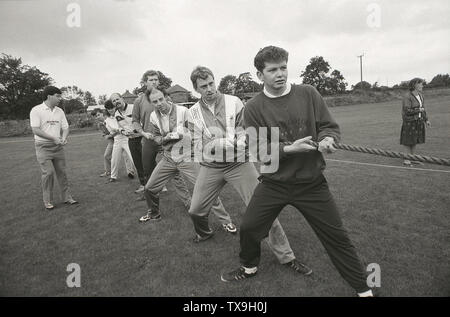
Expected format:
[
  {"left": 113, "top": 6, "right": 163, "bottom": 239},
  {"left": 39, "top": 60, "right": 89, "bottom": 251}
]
[
  {"left": 189, "top": 162, "right": 295, "bottom": 264},
  {"left": 104, "top": 138, "right": 134, "bottom": 174},
  {"left": 111, "top": 137, "right": 136, "bottom": 179},
  {"left": 34, "top": 142, "right": 72, "bottom": 203},
  {"left": 144, "top": 155, "right": 231, "bottom": 224}
]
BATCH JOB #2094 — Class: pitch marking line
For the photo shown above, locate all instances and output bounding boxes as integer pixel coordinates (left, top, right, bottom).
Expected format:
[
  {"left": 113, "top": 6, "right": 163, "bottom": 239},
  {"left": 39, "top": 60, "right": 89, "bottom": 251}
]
[{"left": 327, "top": 158, "right": 450, "bottom": 174}]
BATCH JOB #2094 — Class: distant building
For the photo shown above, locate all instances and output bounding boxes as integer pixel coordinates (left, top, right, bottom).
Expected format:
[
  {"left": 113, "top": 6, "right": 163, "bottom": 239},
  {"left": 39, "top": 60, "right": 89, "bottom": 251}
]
[
  {"left": 167, "top": 84, "right": 191, "bottom": 103},
  {"left": 122, "top": 90, "right": 138, "bottom": 105},
  {"left": 86, "top": 104, "right": 104, "bottom": 112}
]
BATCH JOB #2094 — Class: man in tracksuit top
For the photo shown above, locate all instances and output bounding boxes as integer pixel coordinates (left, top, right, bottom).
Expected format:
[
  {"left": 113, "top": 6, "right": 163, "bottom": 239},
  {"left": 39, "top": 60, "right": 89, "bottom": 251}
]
[
  {"left": 132, "top": 70, "right": 191, "bottom": 199},
  {"left": 111, "top": 92, "right": 190, "bottom": 204},
  {"left": 221, "top": 46, "right": 374, "bottom": 297},
  {"left": 187, "top": 66, "right": 311, "bottom": 274},
  {"left": 137, "top": 88, "right": 236, "bottom": 234}
]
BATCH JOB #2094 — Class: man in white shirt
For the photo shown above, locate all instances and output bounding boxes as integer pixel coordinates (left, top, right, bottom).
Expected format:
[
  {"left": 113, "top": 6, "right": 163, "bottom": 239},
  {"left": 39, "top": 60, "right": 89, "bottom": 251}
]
[
  {"left": 29, "top": 86, "right": 78, "bottom": 210},
  {"left": 103, "top": 100, "right": 137, "bottom": 182}
]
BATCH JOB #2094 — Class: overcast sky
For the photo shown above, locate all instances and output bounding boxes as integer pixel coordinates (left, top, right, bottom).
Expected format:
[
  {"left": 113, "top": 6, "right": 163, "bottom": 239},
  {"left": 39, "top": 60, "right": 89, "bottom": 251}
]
[{"left": 1, "top": 0, "right": 449, "bottom": 99}]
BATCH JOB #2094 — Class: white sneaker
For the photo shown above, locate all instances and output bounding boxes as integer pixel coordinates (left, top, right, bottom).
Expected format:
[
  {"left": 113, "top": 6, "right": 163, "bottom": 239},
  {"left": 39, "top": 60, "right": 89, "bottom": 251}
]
[
  {"left": 135, "top": 185, "right": 145, "bottom": 194},
  {"left": 222, "top": 223, "right": 237, "bottom": 234},
  {"left": 161, "top": 186, "right": 168, "bottom": 192}
]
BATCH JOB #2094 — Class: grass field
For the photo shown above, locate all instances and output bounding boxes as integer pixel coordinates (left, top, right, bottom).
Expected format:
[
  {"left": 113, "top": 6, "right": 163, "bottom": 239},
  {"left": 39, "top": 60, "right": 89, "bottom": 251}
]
[{"left": 1, "top": 95, "right": 449, "bottom": 297}]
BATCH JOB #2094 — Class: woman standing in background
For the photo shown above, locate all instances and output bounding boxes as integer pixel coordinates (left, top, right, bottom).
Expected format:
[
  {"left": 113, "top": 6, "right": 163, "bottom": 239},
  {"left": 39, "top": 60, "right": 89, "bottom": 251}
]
[{"left": 400, "top": 78, "right": 431, "bottom": 166}]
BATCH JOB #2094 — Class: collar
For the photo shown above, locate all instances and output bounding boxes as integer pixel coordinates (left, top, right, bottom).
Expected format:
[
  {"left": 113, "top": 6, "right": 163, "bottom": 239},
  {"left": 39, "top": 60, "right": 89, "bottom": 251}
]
[
  {"left": 200, "top": 92, "right": 222, "bottom": 109},
  {"left": 43, "top": 101, "right": 56, "bottom": 111},
  {"left": 157, "top": 102, "right": 174, "bottom": 117},
  {"left": 263, "top": 82, "right": 291, "bottom": 98},
  {"left": 410, "top": 91, "right": 423, "bottom": 101},
  {"left": 117, "top": 103, "right": 128, "bottom": 116}
]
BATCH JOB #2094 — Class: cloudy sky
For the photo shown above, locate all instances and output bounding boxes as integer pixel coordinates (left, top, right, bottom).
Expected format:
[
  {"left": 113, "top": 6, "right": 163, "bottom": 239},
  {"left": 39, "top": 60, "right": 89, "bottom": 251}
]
[{"left": 1, "top": 0, "right": 449, "bottom": 99}]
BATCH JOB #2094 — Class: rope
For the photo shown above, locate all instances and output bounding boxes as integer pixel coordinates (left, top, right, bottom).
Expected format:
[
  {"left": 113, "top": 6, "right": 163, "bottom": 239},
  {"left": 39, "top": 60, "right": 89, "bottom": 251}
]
[{"left": 329, "top": 142, "right": 450, "bottom": 166}]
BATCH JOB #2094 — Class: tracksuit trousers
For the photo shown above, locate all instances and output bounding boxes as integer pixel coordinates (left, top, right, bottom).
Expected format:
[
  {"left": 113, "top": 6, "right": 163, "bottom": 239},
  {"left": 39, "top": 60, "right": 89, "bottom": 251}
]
[
  {"left": 188, "top": 162, "right": 295, "bottom": 265},
  {"left": 239, "top": 174, "right": 369, "bottom": 293},
  {"left": 144, "top": 155, "right": 231, "bottom": 224}
]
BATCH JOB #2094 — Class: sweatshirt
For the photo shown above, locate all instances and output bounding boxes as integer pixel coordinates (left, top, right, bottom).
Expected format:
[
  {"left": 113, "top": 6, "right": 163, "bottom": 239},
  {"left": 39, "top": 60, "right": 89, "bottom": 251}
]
[
  {"left": 244, "top": 84, "right": 340, "bottom": 184},
  {"left": 132, "top": 93, "right": 156, "bottom": 133}
]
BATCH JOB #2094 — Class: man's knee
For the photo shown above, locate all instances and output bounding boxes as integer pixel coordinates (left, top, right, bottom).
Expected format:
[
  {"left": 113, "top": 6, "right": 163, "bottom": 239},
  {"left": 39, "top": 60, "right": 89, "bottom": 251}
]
[
  {"left": 144, "top": 182, "right": 158, "bottom": 195},
  {"left": 40, "top": 163, "right": 55, "bottom": 178},
  {"left": 188, "top": 201, "right": 206, "bottom": 217}
]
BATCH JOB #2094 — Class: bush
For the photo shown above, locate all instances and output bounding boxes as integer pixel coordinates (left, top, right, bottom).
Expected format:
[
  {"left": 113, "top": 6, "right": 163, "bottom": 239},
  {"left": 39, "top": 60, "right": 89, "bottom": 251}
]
[
  {"left": 0, "top": 119, "right": 33, "bottom": 137},
  {"left": 0, "top": 113, "right": 96, "bottom": 137},
  {"left": 66, "top": 113, "right": 96, "bottom": 129}
]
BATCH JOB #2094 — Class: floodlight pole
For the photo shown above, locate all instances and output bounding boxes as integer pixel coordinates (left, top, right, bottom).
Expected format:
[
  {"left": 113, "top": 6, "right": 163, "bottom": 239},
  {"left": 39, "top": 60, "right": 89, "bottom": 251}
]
[{"left": 357, "top": 54, "right": 364, "bottom": 85}]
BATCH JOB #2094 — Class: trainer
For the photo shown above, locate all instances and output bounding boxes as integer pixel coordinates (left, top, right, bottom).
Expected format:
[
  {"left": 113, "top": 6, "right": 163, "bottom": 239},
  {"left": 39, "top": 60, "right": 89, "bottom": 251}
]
[{"left": 30, "top": 86, "right": 78, "bottom": 210}]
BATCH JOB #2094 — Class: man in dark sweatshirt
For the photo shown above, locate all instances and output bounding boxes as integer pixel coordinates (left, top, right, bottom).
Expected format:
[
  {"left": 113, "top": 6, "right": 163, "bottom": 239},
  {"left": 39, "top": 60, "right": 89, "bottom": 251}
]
[{"left": 221, "top": 46, "right": 374, "bottom": 297}]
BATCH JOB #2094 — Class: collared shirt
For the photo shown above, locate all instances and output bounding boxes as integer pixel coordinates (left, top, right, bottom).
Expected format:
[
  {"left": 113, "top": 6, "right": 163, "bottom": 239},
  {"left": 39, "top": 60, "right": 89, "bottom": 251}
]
[
  {"left": 158, "top": 104, "right": 172, "bottom": 134},
  {"left": 150, "top": 103, "right": 190, "bottom": 160},
  {"left": 104, "top": 117, "right": 128, "bottom": 142},
  {"left": 202, "top": 98, "right": 216, "bottom": 116},
  {"left": 414, "top": 94, "right": 423, "bottom": 107},
  {"left": 115, "top": 103, "right": 140, "bottom": 138},
  {"left": 30, "top": 102, "right": 69, "bottom": 142},
  {"left": 198, "top": 93, "right": 228, "bottom": 134},
  {"left": 263, "top": 82, "right": 292, "bottom": 98}
]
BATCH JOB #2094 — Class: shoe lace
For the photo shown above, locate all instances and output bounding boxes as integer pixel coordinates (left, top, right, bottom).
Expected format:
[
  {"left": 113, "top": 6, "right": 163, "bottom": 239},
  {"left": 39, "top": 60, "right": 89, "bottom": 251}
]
[
  {"left": 232, "top": 267, "right": 248, "bottom": 280},
  {"left": 289, "top": 260, "right": 306, "bottom": 272}
]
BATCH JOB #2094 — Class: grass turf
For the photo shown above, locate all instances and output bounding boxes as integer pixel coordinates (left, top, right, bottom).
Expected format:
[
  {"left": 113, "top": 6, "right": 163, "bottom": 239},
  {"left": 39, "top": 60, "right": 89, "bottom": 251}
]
[{"left": 0, "top": 95, "right": 449, "bottom": 296}]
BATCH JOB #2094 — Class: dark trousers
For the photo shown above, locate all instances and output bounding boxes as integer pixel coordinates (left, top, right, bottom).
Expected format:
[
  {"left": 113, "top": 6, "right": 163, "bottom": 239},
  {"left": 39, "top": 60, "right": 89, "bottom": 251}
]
[
  {"left": 128, "top": 137, "right": 146, "bottom": 185},
  {"left": 142, "top": 138, "right": 159, "bottom": 184},
  {"left": 239, "top": 174, "right": 369, "bottom": 293}
]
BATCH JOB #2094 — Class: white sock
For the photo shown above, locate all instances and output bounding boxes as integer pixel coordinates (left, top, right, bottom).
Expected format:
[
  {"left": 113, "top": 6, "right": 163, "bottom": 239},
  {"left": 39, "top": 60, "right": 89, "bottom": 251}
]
[
  {"left": 243, "top": 266, "right": 257, "bottom": 274},
  {"left": 357, "top": 289, "right": 374, "bottom": 297}
]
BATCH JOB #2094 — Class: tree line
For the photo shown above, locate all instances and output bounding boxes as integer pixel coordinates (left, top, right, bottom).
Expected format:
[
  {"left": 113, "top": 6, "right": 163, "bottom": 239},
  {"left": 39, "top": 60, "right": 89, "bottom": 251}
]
[{"left": 1, "top": 53, "right": 449, "bottom": 120}]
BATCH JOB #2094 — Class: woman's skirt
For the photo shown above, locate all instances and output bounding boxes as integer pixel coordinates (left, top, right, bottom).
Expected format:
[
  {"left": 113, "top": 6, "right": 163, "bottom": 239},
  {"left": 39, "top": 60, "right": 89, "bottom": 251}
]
[{"left": 400, "top": 120, "right": 425, "bottom": 145}]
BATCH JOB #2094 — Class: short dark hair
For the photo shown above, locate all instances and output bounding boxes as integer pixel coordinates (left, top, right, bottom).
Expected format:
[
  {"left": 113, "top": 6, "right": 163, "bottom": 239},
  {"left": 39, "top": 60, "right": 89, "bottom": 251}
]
[
  {"left": 190, "top": 66, "right": 214, "bottom": 89},
  {"left": 104, "top": 99, "right": 114, "bottom": 109},
  {"left": 254, "top": 46, "right": 289, "bottom": 72},
  {"left": 42, "top": 86, "right": 62, "bottom": 101},
  {"left": 409, "top": 78, "right": 424, "bottom": 91}
]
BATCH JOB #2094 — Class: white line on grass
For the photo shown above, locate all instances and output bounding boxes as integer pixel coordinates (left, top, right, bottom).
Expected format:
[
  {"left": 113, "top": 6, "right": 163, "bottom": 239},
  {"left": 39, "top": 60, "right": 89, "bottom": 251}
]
[{"left": 327, "top": 158, "right": 450, "bottom": 174}]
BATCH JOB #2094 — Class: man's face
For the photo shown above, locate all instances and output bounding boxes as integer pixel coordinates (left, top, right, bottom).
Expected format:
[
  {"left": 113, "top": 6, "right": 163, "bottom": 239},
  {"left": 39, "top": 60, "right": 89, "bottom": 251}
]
[
  {"left": 150, "top": 91, "right": 170, "bottom": 113},
  {"left": 110, "top": 94, "right": 125, "bottom": 109},
  {"left": 48, "top": 93, "right": 62, "bottom": 107},
  {"left": 95, "top": 112, "right": 105, "bottom": 123},
  {"left": 106, "top": 107, "right": 116, "bottom": 116},
  {"left": 257, "top": 60, "right": 288, "bottom": 92},
  {"left": 195, "top": 75, "right": 217, "bottom": 103},
  {"left": 146, "top": 75, "right": 159, "bottom": 90}
]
